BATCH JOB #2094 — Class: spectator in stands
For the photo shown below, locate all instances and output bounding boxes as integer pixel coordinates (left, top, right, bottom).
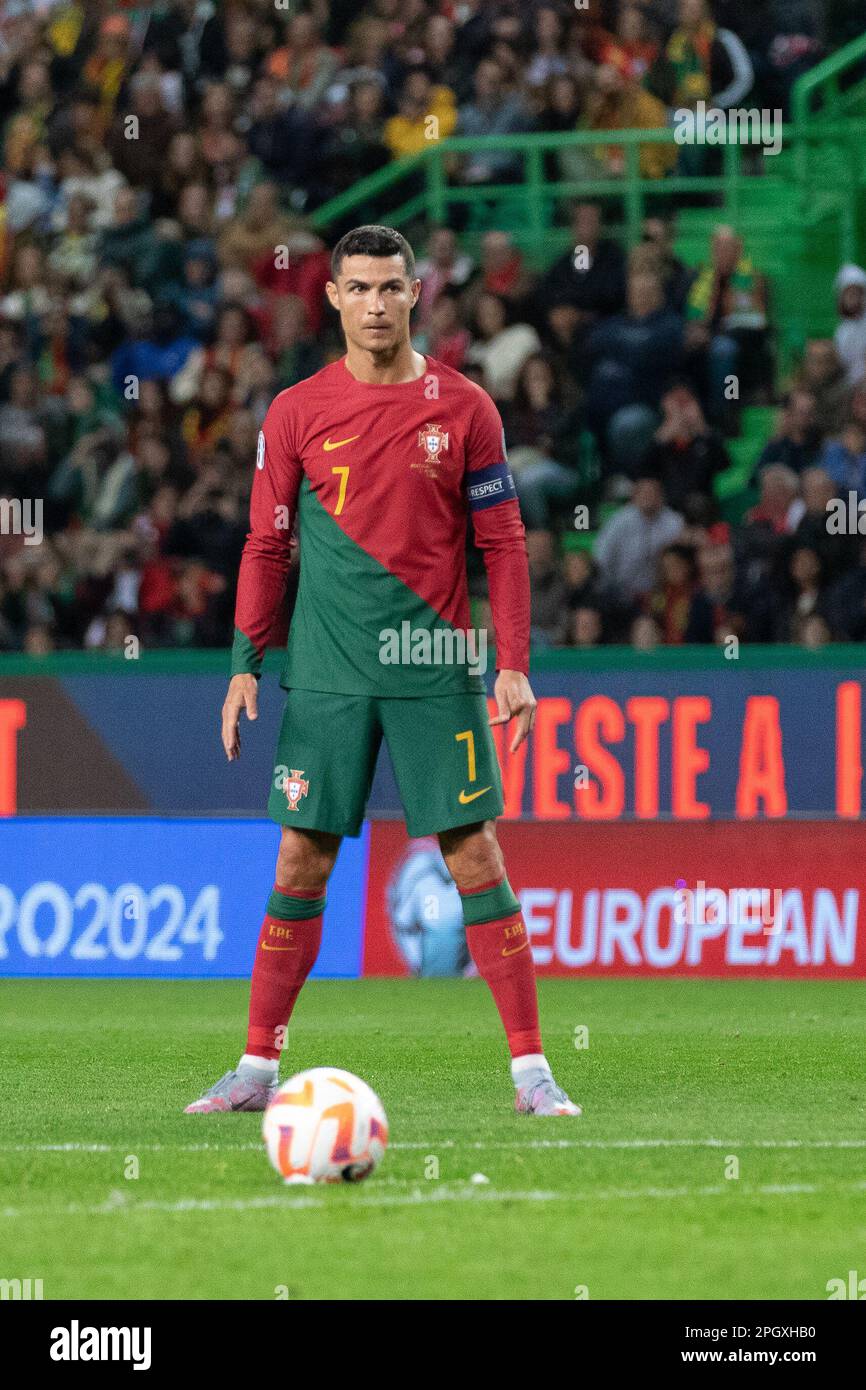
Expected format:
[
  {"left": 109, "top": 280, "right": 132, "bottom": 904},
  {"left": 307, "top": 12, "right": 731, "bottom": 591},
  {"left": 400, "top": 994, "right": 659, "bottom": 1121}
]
[
  {"left": 795, "top": 339, "right": 851, "bottom": 437},
  {"left": 99, "top": 186, "right": 174, "bottom": 298},
  {"left": 752, "top": 388, "right": 822, "bottom": 479},
  {"left": 110, "top": 302, "right": 197, "bottom": 397},
  {"left": 537, "top": 202, "right": 627, "bottom": 334},
  {"left": 696, "top": 539, "right": 773, "bottom": 643},
  {"left": 265, "top": 10, "right": 339, "bottom": 112},
  {"left": 167, "top": 241, "right": 220, "bottom": 344},
  {"left": 82, "top": 16, "right": 135, "bottom": 139},
  {"left": 566, "top": 603, "right": 606, "bottom": 648},
  {"left": 107, "top": 73, "right": 178, "bottom": 192},
  {"left": 0, "top": 241, "right": 51, "bottom": 323},
  {"left": 645, "top": 542, "right": 716, "bottom": 643},
  {"left": 464, "top": 291, "right": 541, "bottom": 404},
  {"left": 526, "top": 529, "right": 569, "bottom": 645},
  {"left": 417, "top": 14, "right": 469, "bottom": 104},
  {"left": 583, "top": 267, "right": 685, "bottom": 475},
  {"left": 594, "top": 473, "right": 685, "bottom": 603},
  {"left": 0, "top": 362, "right": 48, "bottom": 481},
  {"left": 793, "top": 466, "right": 858, "bottom": 584},
  {"left": 536, "top": 73, "right": 587, "bottom": 185},
  {"left": 454, "top": 58, "right": 532, "bottom": 185},
  {"left": 644, "top": 381, "right": 729, "bottom": 512},
  {"left": 317, "top": 76, "right": 390, "bottom": 208},
  {"left": 414, "top": 226, "right": 474, "bottom": 328},
  {"left": 270, "top": 295, "right": 324, "bottom": 391},
  {"left": 462, "top": 230, "right": 534, "bottom": 318},
  {"left": 631, "top": 613, "right": 663, "bottom": 649},
  {"left": 501, "top": 352, "right": 584, "bottom": 528},
  {"left": 641, "top": 215, "right": 695, "bottom": 314},
  {"left": 418, "top": 288, "right": 470, "bottom": 372},
  {"left": 596, "top": 4, "right": 663, "bottom": 87},
  {"left": 563, "top": 548, "right": 605, "bottom": 613},
  {"left": 171, "top": 301, "right": 260, "bottom": 408},
  {"left": 525, "top": 5, "right": 571, "bottom": 91},
  {"left": 180, "top": 365, "right": 234, "bottom": 463},
  {"left": 685, "top": 225, "right": 769, "bottom": 428},
  {"left": 820, "top": 421, "right": 866, "bottom": 500},
  {"left": 797, "top": 612, "right": 833, "bottom": 647},
  {"left": 760, "top": 0, "right": 824, "bottom": 115},
  {"left": 833, "top": 264, "right": 866, "bottom": 387},
  {"left": 383, "top": 65, "right": 457, "bottom": 160},
  {"left": 666, "top": 0, "right": 754, "bottom": 150},
  {"left": 738, "top": 463, "right": 804, "bottom": 577},
  {"left": 246, "top": 75, "right": 320, "bottom": 191},
  {"left": 581, "top": 64, "right": 676, "bottom": 181},
  {"left": 771, "top": 543, "right": 830, "bottom": 642},
  {"left": 825, "top": 537, "right": 866, "bottom": 641}
]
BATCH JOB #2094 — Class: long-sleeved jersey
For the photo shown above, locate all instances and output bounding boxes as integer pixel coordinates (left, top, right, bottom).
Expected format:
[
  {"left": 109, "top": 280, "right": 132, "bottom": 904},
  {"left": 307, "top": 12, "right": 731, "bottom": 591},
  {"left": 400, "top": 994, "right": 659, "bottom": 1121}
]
[{"left": 231, "top": 353, "right": 529, "bottom": 696}]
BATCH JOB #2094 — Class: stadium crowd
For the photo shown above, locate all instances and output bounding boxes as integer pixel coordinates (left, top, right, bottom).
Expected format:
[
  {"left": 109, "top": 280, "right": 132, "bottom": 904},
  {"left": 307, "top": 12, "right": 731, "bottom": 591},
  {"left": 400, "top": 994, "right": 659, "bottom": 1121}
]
[{"left": 0, "top": 0, "right": 864, "bottom": 655}]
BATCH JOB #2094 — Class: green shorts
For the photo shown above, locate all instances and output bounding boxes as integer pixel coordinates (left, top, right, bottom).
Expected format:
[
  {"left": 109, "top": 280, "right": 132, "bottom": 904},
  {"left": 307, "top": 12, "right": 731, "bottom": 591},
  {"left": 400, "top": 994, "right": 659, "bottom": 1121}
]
[{"left": 267, "top": 688, "right": 505, "bottom": 838}]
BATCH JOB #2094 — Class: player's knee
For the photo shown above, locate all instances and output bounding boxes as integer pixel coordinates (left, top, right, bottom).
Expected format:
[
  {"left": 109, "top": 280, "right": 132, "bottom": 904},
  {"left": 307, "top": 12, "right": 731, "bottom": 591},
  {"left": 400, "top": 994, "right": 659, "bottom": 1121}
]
[
  {"left": 439, "top": 820, "right": 505, "bottom": 891},
  {"left": 276, "top": 827, "right": 340, "bottom": 893}
]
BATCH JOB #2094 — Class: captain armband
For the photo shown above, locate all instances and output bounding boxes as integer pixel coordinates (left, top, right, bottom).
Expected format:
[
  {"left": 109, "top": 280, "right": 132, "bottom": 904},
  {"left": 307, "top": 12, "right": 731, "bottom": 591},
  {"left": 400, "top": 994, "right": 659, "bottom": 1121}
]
[{"left": 466, "top": 461, "right": 517, "bottom": 512}]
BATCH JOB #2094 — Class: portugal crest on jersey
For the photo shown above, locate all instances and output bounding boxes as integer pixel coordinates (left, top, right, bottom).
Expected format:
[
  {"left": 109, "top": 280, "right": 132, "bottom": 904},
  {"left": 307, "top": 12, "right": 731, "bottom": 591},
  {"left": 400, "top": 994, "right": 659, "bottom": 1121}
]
[
  {"left": 414, "top": 423, "right": 449, "bottom": 476},
  {"left": 283, "top": 769, "right": 309, "bottom": 811}
]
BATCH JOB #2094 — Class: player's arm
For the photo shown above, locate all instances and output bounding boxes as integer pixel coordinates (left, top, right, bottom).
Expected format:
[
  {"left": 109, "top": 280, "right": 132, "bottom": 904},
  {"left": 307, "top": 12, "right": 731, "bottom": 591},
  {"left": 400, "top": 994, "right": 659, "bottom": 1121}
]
[
  {"left": 223, "top": 401, "right": 301, "bottom": 760},
  {"left": 465, "top": 391, "right": 536, "bottom": 753}
]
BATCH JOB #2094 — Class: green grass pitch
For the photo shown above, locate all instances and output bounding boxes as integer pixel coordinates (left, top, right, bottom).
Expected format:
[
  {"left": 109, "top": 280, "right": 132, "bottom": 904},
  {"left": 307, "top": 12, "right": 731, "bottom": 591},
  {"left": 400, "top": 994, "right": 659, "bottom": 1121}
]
[{"left": 1, "top": 977, "right": 865, "bottom": 1300}]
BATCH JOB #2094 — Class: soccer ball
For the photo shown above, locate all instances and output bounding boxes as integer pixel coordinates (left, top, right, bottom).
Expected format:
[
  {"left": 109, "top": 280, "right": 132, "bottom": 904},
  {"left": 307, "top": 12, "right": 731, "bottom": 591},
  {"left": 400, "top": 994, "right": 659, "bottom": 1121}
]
[{"left": 262, "top": 1067, "right": 389, "bottom": 1184}]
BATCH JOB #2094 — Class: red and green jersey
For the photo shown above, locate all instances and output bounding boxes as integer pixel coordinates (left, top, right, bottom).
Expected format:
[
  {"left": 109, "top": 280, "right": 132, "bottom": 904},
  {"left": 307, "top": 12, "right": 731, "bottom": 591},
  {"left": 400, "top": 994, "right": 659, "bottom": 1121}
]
[{"left": 231, "top": 353, "right": 529, "bottom": 696}]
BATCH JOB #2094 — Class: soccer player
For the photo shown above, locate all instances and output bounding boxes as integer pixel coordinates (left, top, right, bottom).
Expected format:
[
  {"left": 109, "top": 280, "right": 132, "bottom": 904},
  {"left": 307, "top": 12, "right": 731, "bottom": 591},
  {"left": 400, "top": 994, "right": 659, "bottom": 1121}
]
[{"left": 185, "top": 225, "right": 580, "bottom": 1117}]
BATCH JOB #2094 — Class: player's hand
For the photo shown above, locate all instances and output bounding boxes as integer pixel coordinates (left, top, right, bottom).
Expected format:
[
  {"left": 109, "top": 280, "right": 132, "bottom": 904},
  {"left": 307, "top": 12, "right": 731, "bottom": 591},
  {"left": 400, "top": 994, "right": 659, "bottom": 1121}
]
[
  {"left": 222, "top": 674, "right": 258, "bottom": 761},
  {"left": 489, "top": 669, "right": 537, "bottom": 753}
]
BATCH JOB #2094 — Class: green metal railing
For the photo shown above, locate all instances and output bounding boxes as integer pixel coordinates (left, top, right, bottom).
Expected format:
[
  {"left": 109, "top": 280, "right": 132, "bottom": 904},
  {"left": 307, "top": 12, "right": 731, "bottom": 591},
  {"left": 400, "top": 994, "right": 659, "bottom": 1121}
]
[
  {"left": 309, "top": 126, "right": 775, "bottom": 254},
  {"left": 307, "top": 120, "right": 866, "bottom": 261},
  {"left": 299, "top": 33, "right": 866, "bottom": 263},
  {"left": 792, "top": 31, "right": 866, "bottom": 128}
]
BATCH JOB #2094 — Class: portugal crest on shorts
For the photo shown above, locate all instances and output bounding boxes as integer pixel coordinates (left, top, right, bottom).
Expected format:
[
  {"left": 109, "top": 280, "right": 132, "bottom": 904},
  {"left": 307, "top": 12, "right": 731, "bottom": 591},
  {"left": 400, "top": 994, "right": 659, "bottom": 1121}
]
[
  {"left": 283, "top": 769, "right": 309, "bottom": 811},
  {"left": 414, "top": 423, "right": 449, "bottom": 477}
]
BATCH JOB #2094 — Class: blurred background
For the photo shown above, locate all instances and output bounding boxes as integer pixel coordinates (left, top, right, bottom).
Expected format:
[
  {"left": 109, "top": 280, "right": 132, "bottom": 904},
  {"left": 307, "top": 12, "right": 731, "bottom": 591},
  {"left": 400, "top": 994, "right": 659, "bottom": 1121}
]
[
  {"left": 1, "top": 0, "right": 866, "bottom": 655},
  {"left": 0, "top": 0, "right": 865, "bottom": 981}
]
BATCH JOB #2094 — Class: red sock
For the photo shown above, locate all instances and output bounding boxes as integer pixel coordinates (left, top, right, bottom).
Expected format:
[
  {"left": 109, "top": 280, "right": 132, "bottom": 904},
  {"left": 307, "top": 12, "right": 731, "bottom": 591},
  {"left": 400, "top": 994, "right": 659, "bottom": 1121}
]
[
  {"left": 245, "top": 887, "right": 323, "bottom": 1060},
  {"left": 465, "top": 910, "right": 542, "bottom": 1059}
]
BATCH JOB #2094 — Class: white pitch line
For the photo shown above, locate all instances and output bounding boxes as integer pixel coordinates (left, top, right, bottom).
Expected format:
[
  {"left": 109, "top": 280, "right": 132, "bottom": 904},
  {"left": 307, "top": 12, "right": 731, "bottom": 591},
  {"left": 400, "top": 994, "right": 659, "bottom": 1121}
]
[
  {"left": 3, "top": 1179, "right": 866, "bottom": 1221},
  {"left": 2, "top": 1138, "right": 866, "bottom": 1155}
]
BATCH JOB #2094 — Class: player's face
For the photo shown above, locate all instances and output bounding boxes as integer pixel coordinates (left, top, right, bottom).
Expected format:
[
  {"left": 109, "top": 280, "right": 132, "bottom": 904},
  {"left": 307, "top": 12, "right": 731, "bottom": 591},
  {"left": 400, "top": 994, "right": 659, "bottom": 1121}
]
[{"left": 327, "top": 255, "right": 420, "bottom": 356}]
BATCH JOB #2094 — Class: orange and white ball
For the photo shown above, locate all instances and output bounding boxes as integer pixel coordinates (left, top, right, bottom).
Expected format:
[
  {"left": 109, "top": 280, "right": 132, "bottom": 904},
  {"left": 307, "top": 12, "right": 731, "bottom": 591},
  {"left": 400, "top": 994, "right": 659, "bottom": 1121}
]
[{"left": 263, "top": 1068, "right": 388, "bottom": 1184}]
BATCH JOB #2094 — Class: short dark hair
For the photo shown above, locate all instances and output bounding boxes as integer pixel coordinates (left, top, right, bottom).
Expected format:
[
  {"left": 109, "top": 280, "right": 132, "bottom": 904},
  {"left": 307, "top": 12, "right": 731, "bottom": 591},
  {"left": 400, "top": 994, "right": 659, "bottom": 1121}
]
[{"left": 330, "top": 225, "right": 416, "bottom": 281}]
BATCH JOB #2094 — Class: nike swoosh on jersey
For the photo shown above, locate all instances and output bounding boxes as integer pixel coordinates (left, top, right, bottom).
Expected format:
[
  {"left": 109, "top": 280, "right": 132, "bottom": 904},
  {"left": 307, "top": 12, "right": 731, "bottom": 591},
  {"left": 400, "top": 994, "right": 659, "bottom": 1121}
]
[
  {"left": 458, "top": 785, "right": 492, "bottom": 804},
  {"left": 323, "top": 434, "right": 361, "bottom": 451},
  {"left": 502, "top": 941, "right": 529, "bottom": 957}
]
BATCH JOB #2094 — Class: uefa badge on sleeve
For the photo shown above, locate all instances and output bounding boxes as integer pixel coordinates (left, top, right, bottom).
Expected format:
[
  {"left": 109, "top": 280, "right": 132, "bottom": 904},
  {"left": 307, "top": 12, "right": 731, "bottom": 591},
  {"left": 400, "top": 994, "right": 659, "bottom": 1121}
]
[{"left": 256, "top": 430, "right": 266, "bottom": 470}]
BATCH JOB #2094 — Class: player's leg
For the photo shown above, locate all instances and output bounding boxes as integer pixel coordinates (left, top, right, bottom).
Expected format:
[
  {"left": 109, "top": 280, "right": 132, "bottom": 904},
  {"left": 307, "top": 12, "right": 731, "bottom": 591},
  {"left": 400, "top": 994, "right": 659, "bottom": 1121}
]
[
  {"left": 185, "top": 688, "right": 379, "bottom": 1113},
  {"left": 378, "top": 690, "right": 580, "bottom": 1116},
  {"left": 185, "top": 827, "right": 341, "bottom": 1114},
  {"left": 438, "top": 819, "right": 580, "bottom": 1117},
  {"left": 241, "top": 824, "right": 341, "bottom": 1069}
]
